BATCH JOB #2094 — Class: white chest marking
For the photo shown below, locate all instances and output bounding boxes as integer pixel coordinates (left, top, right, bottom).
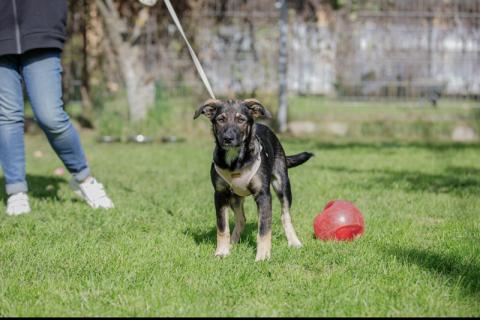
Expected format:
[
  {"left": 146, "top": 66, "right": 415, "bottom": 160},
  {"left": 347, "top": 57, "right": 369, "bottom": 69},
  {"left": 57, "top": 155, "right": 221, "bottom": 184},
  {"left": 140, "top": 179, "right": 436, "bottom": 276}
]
[
  {"left": 225, "top": 148, "right": 239, "bottom": 166},
  {"left": 214, "top": 155, "right": 262, "bottom": 197}
]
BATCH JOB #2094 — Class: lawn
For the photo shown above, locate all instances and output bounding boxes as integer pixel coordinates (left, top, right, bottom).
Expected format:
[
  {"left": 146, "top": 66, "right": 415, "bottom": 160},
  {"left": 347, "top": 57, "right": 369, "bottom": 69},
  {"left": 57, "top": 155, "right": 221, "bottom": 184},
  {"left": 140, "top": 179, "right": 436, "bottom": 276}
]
[{"left": 0, "top": 98, "right": 479, "bottom": 316}]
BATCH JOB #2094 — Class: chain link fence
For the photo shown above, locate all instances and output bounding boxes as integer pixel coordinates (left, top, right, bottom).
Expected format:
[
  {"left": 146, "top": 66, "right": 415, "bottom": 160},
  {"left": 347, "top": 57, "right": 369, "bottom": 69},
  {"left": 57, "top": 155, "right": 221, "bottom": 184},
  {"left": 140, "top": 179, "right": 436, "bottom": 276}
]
[{"left": 63, "top": 0, "right": 480, "bottom": 104}]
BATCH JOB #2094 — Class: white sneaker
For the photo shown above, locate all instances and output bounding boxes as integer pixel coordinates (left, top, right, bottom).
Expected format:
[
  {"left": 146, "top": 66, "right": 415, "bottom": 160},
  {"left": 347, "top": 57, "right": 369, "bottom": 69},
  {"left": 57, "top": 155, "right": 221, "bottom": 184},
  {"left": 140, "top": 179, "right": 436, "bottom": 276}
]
[
  {"left": 70, "top": 177, "right": 114, "bottom": 209},
  {"left": 6, "top": 192, "right": 31, "bottom": 216}
]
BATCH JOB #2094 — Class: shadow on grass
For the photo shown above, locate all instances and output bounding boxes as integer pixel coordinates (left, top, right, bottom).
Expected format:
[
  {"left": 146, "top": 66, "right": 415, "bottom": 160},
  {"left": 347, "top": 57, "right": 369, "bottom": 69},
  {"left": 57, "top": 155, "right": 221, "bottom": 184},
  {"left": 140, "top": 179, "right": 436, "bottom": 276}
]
[
  {"left": 282, "top": 139, "right": 480, "bottom": 152},
  {"left": 184, "top": 222, "right": 258, "bottom": 249},
  {"left": 320, "top": 165, "right": 480, "bottom": 196},
  {"left": 383, "top": 245, "right": 480, "bottom": 298},
  {"left": 0, "top": 174, "right": 66, "bottom": 203}
]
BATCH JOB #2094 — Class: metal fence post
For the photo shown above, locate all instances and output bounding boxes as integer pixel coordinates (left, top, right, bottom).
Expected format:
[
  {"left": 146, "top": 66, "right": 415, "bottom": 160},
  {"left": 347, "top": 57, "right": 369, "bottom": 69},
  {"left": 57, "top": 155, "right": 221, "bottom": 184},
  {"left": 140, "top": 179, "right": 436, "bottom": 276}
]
[{"left": 277, "top": 0, "right": 288, "bottom": 133}]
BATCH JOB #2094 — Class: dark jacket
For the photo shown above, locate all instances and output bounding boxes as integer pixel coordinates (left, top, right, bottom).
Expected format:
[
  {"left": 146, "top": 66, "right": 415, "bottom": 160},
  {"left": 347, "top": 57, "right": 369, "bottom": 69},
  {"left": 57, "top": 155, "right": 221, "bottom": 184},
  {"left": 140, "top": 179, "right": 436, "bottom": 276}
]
[{"left": 0, "top": 0, "right": 68, "bottom": 56}]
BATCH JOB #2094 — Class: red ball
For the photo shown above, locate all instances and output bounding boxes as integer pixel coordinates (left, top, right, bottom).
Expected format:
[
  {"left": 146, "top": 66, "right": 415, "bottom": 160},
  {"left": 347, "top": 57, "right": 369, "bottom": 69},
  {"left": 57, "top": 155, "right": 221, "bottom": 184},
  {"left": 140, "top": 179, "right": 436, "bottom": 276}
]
[{"left": 313, "top": 200, "right": 365, "bottom": 241}]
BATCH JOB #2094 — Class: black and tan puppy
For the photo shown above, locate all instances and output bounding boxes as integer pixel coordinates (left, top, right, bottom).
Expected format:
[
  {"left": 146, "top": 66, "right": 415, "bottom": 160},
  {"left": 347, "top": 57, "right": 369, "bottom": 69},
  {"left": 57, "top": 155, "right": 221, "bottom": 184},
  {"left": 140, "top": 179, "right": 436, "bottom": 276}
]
[{"left": 194, "top": 99, "right": 313, "bottom": 261}]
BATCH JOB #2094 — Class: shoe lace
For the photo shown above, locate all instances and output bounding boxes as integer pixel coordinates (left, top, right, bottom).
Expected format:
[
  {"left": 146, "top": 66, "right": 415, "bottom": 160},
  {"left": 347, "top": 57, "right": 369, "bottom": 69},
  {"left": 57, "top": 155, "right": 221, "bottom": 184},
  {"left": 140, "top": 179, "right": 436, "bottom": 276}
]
[{"left": 84, "top": 180, "right": 109, "bottom": 201}]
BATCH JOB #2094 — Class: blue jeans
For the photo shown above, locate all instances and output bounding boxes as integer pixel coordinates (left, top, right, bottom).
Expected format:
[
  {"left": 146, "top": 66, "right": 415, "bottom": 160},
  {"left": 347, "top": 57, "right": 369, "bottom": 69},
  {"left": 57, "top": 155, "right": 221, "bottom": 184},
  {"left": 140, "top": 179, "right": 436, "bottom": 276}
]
[{"left": 0, "top": 49, "right": 90, "bottom": 195}]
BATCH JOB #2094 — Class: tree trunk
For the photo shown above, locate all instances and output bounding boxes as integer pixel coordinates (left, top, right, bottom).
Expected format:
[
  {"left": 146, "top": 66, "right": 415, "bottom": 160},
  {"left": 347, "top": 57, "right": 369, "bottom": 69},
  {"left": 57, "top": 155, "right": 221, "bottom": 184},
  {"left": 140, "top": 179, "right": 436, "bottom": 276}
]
[
  {"left": 120, "top": 46, "right": 155, "bottom": 122},
  {"left": 96, "top": 0, "right": 155, "bottom": 122}
]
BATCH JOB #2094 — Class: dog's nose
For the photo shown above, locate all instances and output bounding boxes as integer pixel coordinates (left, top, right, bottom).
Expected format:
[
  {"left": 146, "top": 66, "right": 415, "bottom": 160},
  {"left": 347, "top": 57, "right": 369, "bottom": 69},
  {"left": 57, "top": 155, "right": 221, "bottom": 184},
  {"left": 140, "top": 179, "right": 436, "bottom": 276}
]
[{"left": 223, "top": 136, "right": 234, "bottom": 144}]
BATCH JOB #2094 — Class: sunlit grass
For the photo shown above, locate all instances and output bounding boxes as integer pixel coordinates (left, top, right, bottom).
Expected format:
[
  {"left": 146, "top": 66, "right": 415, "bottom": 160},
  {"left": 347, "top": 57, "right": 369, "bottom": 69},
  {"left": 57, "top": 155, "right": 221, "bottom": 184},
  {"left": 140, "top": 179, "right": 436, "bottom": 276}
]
[{"left": 0, "top": 128, "right": 479, "bottom": 316}]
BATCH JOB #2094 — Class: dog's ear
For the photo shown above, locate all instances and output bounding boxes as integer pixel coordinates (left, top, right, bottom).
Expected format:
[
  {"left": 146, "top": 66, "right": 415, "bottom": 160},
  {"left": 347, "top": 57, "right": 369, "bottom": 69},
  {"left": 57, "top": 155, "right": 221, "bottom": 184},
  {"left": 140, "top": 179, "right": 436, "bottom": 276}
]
[
  {"left": 194, "top": 99, "right": 222, "bottom": 120},
  {"left": 243, "top": 99, "right": 272, "bottom": 119}
]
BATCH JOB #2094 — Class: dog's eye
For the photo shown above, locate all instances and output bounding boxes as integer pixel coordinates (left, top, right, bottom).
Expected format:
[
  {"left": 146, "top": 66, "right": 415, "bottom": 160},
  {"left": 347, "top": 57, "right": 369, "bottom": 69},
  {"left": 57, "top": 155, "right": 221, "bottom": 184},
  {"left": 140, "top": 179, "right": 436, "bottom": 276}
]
[
  {"left": 236, "top": 117, "right": 246, "bottom": 124},
  {"left": 216, "top": 117, "right": 226, "bottom": 124}
]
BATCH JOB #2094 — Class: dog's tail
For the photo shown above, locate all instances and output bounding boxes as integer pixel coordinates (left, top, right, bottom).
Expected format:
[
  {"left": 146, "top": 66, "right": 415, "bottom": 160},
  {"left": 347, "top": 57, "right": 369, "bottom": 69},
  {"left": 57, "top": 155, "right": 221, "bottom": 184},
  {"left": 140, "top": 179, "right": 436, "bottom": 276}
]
[{"left": 286, "top": 152, "right": 314, "bottom": 169}]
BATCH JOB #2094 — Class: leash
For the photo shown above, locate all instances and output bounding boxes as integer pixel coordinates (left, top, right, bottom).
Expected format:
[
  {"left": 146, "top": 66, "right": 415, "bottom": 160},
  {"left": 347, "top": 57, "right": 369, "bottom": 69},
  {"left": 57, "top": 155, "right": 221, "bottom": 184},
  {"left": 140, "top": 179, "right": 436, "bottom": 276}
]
[{"left": 163, "top": 0, "right": 216, "bottom": 99}]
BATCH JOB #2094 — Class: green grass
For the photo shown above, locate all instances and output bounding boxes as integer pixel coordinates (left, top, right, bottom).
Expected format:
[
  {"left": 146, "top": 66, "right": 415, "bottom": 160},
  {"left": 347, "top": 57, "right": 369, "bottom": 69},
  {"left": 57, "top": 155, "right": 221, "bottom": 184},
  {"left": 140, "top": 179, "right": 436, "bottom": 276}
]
[
  {"left": 78, "top": 93, "right": 480, "bottom": 142},
  {"left": 0, "top": 97, "right": 479, "bottom": 316},
  {"left": 286, "top": 96, "right": 480, "bottom": 141}
]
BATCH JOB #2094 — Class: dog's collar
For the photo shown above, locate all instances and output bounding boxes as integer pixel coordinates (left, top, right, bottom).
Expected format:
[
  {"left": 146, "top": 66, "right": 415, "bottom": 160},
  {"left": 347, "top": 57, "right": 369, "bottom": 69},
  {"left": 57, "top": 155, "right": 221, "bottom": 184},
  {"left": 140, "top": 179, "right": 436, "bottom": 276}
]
[{"left": 214, "top": 144, "right": 262, "bottom": 197}]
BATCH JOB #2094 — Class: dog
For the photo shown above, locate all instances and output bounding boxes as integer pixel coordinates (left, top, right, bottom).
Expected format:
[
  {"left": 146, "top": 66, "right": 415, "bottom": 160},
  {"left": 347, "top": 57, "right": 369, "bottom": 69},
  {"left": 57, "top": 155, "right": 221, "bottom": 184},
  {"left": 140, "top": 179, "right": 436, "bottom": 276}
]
[{"left": 194, "top": 99, "right": 313, "bottom": 261}]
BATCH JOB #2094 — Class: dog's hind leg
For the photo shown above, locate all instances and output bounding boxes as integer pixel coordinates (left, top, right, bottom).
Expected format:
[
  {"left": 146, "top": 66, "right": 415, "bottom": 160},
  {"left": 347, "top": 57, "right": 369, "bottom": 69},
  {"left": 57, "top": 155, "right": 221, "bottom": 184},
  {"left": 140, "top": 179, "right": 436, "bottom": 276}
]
[
  {"left": 214, "top": 191, "right": 231, "bottom": 257},
  {"left": 230, "top": 196, "right": 246, "bottom": 244},
  {"left": 272, "top": 172, "right": 302, "bottom": 248}
]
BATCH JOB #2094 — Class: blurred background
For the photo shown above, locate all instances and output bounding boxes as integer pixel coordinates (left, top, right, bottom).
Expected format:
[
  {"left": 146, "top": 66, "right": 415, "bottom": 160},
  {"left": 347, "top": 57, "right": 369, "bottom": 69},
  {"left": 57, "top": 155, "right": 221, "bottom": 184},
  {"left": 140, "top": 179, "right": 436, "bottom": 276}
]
[{"left": 51, "top": 0, "right": 480, "bottom": 142}]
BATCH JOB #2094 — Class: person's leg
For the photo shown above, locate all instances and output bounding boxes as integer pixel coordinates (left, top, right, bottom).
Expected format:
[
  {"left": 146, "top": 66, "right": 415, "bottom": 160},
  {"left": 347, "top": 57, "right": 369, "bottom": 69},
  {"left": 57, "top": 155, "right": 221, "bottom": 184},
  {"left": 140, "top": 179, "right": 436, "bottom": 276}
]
[
  {"left": 0, "top": 55, "right": 31, "bottom": 215},
  {"left": 0, "top": 54, "right": 28, "bottom": 196},
  {"left": 21, "top": 49, "right": 91, "bottom": 183},
  {"left": 21, "top": 49, "right": 113, "bottom": 209}
]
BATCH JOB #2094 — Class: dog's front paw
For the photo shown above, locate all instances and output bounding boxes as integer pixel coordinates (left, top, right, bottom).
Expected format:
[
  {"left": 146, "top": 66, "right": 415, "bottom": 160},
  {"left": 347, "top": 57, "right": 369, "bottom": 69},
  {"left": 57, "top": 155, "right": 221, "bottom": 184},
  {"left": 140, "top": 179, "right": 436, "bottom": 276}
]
[
  {"left": 255, "top": 248, "right": 271, "bottom": 261},
  {"left": 214, "top": 245, "right": 230, "bottom": 258},
  {"left": 255, "top": 232, "right": 272, "bottom": 261},
  {"left": 288, "top": 239, "right": 302, "bottom": 248},
  {"left": 216, "top": 231, "right": 231, "bottom": 258}
]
